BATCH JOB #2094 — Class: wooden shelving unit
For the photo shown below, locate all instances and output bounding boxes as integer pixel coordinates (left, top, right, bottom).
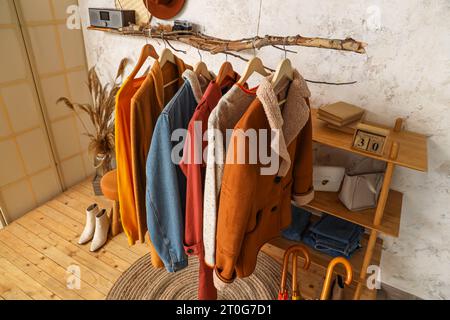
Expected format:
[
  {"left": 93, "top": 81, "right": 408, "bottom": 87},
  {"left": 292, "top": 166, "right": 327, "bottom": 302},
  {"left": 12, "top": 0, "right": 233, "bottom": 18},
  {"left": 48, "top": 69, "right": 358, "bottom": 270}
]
[
  {"left": 308, "top": 190, "right": 403, "bottom": 237},
  {"left": 263, "top": 108, "right": 428, "bottom": 300},
  {"left": 310, "top": 109, "right": 428, "bottom": 172}
]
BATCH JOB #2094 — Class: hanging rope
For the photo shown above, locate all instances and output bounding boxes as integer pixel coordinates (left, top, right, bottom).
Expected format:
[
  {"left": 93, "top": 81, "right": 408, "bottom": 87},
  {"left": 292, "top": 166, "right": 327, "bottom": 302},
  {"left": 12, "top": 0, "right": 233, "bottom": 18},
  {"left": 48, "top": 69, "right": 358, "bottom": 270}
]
[{"left": 256, "top": 0, "right": 263, "bottom": 37}]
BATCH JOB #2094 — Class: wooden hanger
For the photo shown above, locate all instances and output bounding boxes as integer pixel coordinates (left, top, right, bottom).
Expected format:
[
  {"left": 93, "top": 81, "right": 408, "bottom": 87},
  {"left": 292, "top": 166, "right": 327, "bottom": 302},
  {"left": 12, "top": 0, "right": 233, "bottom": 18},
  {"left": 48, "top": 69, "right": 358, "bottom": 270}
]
[
  {"left": 129, "top": 44, "right": 159, "bottom": 80},
  {"left": 159, "top": 48, "right": 176, "bottom": 69},
  {"left": 272, "top": 59, "right": 294, "bottom": 107},
  {"left": 216, "top": 62, "right": 235, "bottom": 85},
  {"left": 272, "top": 59, "right": 294, "bottom": 90},
  {"left": 237, "top": 57, "right": 270, "bottom": 86},
  {"left": 195, "top": 61, "right": 213, "bottom": 82},
  {"left": 158, "top": 48, "right": 179, "bottom": 88},
  {"left": 194, "top": 48, "right": 213, "bottom": 82}
]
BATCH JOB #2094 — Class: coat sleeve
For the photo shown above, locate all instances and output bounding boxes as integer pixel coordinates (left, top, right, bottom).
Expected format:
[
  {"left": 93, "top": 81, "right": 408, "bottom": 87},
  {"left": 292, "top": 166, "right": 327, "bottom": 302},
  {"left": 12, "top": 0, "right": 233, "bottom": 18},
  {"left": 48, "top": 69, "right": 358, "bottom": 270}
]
[
  {"left": 292, "top": 106, "right": 315, "bottom": 207},
  {"left": 213, "top": 131, "right": 257, "bottom": 288},
  {"left": 203, "top": 120, "right": 223, "bottom": 267},
  {"left": 146, "top": 113, "right": 188, "bottom": 273},
  {"left": 179, "top": 116, "right": 204, "bottom": 255}
]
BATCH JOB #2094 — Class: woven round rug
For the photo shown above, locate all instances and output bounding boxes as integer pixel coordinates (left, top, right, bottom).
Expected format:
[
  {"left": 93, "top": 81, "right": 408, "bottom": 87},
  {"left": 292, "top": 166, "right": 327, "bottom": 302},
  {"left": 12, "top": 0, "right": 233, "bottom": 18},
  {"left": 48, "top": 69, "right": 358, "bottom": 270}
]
[{"left": 107, "top": 252, "right": 289, "bottom": 300}]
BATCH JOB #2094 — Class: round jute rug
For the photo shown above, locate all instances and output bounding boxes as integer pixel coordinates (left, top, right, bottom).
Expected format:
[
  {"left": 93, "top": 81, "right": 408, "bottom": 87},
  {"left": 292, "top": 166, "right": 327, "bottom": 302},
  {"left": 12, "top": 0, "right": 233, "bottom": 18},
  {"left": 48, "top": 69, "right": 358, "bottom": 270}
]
[{"left": 107, "top": 252, "right": 289, "bottom": 300}]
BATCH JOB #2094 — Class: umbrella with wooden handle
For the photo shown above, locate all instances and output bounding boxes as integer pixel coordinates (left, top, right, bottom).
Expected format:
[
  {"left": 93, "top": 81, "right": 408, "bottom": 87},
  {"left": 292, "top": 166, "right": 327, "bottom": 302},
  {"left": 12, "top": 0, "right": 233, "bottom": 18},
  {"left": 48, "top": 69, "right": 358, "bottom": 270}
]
[
  {"left": 278, "top": 245, "right": 311, "bottom": 300},
  {"left": 320, "top": 257, "right": 353, "bottom": 300}
]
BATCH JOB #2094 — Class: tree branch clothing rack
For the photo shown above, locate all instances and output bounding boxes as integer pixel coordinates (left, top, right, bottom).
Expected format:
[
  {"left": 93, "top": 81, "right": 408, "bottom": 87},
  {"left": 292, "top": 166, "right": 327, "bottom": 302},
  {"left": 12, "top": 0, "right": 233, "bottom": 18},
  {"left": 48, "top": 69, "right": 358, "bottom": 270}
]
[{"left": 87, "top": 26, "right": 367, "bottom": 54}]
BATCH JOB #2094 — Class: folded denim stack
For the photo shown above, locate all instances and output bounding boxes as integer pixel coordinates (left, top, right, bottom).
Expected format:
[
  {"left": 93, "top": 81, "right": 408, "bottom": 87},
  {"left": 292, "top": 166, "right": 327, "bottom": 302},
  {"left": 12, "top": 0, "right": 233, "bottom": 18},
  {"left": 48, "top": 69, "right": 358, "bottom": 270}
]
[
  {"left": 282, "top": 206, "right": 312, "bottom": 242},
  {"left": 303, "top": 215, "right": 365, "bottom": 258}
]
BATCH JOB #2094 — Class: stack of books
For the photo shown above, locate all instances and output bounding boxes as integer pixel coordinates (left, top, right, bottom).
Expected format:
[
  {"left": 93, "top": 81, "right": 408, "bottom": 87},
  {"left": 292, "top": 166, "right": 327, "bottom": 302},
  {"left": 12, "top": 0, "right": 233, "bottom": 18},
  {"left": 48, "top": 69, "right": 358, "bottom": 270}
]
[{"left": 318, "top": 102, "right": 366, "bottom": 134}]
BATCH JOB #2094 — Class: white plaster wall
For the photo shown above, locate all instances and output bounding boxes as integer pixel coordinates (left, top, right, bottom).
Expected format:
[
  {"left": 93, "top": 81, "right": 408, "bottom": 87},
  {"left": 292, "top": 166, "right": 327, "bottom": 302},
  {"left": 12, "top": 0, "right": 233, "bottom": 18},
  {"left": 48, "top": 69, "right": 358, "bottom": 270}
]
[{"left": 78, "top": 0, "right": 450, "bottom": 299}]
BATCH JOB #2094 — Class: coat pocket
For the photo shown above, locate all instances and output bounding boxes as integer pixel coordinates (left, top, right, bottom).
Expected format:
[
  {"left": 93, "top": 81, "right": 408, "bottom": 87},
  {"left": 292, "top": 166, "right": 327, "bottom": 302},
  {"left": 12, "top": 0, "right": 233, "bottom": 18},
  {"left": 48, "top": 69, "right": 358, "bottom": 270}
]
[{"left": 246, "top": 208, "right": 263, "bottom": 234}]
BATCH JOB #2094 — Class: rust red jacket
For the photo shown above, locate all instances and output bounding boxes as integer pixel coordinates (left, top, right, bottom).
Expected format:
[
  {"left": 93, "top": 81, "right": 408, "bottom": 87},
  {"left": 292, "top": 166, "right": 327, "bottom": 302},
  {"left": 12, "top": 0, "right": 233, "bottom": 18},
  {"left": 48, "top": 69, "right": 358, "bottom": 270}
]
[{"left": 180, "top": 73, "right": 238, "bottom": 300}]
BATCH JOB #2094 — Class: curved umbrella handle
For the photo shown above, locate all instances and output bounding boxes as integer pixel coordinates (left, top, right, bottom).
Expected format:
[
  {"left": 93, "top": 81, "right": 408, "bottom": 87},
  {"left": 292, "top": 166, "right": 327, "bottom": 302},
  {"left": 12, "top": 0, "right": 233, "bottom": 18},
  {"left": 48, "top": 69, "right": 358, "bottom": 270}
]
[
  {"left": 320, "top": 257, "right": 353, "bottom": 300},
  {"left": 278, "top": 245, "right": 311, "bottom": 300},
  {"left": 291, "top": 245, "right": 310, "bottom": 300}
]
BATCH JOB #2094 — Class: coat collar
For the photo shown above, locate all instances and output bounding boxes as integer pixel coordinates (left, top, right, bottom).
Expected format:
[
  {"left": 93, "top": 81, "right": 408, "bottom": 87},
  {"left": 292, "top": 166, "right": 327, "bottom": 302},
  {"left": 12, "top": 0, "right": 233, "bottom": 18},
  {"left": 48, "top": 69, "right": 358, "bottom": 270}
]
[
  {"left": 182, "top": 69, "right": 214, "bottom": 104},
  {"left": 201, "top": 71, "right": 240, "bottom": 111},
  {"left": 256, "top": 70, "right": 311, "bottom": 177}
]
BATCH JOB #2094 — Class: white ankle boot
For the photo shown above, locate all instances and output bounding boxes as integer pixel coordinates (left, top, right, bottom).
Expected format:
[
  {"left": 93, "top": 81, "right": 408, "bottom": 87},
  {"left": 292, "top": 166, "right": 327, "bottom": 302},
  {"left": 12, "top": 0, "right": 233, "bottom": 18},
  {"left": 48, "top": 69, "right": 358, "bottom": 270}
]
[
  {"left": 90, "top": 209, "right": 111, "bottom": 252},
  {"left": 78, "top": 204, "right": 99, "bottom": 245}
]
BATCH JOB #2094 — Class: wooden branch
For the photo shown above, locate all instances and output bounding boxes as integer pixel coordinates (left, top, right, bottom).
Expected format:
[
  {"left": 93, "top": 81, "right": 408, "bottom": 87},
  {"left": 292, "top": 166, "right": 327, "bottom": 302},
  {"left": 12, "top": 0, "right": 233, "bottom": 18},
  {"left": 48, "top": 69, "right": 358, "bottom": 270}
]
[
  {"left": 90, "top": 26, "right": 367, "bottom": 54},
  {"left": 88, "top": 26, "right": 365, "bottom": 85}
]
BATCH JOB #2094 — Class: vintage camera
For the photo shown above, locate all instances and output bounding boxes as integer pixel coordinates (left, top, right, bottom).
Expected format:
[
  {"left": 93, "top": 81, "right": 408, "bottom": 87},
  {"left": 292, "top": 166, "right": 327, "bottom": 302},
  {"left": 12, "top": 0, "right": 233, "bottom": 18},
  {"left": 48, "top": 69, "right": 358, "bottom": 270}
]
[{"left": 172, "top": 20, "right": 193, "bottom": 32}]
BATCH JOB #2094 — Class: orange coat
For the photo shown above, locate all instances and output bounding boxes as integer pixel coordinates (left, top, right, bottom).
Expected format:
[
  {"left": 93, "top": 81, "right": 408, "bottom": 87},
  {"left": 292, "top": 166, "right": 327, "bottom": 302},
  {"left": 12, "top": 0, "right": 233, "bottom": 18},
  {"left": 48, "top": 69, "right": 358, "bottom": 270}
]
[
  {"left": 214, "top": 71, "right": 314, "bottom": 288},
  {"left": 115, "top": 56, "right": 188, "bottom": 252},
  {"left": 131, "top": 58, "right": 189, "bottom": 244}
]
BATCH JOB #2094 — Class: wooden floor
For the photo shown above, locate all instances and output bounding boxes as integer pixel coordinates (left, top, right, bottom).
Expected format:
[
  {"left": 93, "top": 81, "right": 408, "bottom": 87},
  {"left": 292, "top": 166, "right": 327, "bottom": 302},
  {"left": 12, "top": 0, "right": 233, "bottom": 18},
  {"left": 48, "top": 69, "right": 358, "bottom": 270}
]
[
  {"left": 0, "top": 179, "right": 149, "bottom": 300},
  {"left": 0, "top": 179, "right": 378, "bottom": 300}
]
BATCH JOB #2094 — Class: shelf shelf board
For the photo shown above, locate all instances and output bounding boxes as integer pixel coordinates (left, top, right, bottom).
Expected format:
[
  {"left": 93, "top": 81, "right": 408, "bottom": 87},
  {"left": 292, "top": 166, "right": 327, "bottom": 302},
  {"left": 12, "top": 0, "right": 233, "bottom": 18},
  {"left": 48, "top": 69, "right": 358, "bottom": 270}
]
[
  {"left": 311, "top": 109, "right": 428, "bottom": 172},
  {"left": 306, "top": 190, "right": 403, "bottom": 237},
  {"left": 263, "top": 234, "right": 382, "bottom": 283}
]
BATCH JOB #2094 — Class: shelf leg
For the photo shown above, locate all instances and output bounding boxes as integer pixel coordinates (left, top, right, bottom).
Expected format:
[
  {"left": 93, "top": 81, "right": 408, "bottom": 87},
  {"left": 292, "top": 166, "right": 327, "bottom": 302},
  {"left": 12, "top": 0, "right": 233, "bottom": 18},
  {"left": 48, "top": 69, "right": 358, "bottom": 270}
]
[
  {"left": 354, "top": 229, "right": 378, "bottom": 299},
  {"left": 354, "top": 162, "right": 396, "bottom": 300}
]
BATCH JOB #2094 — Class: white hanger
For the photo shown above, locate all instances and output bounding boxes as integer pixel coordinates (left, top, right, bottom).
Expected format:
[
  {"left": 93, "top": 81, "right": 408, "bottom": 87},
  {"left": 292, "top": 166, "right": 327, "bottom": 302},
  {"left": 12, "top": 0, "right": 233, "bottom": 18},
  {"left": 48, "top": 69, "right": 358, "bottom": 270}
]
[{"left": 159, "top": 48, "right": 176, "bottom": 69}]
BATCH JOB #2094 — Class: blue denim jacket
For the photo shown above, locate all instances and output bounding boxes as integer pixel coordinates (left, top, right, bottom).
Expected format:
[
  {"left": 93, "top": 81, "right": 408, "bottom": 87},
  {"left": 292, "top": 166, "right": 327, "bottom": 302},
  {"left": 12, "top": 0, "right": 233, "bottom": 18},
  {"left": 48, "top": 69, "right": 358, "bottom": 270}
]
[{"left": 146, "top": 70, "right": 205, "bottom": 272}]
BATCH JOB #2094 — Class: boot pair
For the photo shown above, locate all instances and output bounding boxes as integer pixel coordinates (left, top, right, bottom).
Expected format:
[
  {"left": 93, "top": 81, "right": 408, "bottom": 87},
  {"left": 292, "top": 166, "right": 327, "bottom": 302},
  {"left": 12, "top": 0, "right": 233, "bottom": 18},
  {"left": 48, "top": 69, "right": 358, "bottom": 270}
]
[{"left": 78, "top": 204, "right": 111, "bottom": 252}]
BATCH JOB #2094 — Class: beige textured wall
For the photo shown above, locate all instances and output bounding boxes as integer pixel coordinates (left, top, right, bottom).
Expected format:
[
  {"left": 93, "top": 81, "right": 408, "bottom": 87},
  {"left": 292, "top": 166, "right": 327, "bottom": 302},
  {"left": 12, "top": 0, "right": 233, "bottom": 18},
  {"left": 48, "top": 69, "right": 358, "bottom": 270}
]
[{"left": 78, "top": 0, "right": 450, "bottom": 299}]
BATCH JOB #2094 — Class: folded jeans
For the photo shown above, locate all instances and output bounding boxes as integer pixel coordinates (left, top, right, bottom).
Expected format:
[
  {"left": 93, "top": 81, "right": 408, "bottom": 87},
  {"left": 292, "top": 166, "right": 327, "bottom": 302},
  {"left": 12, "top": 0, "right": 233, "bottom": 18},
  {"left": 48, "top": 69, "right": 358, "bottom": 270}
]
[
  {"left": 309, "top": 215, "right": 365, "bottom": 245},
  {"left": 313, "top": 229, "right": 363, "bottom": 253},
  {"left": 303, "top": 231, "right": 361, "bottom": 258}
]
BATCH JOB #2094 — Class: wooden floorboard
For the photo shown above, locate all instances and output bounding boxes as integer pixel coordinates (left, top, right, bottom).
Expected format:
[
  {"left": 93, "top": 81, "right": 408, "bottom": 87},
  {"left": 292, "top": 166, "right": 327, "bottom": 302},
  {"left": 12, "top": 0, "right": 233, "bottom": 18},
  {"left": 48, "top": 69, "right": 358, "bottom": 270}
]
[
  {"left": 0, "top": 232, "right": 103, "bottom": 299},
  {"left": 0, "top": 258, "right": 59, "bottom": 300},
  {"left": 0, "top": 179, "right": 149, "bottom": 300}
]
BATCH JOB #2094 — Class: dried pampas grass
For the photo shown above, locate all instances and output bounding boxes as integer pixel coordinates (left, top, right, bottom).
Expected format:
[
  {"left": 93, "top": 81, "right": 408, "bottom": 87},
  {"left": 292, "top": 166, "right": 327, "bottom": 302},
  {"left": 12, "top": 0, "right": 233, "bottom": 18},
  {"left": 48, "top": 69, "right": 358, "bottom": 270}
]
[{"left": 57, "top": 58, "right": 129, "bottom": 163}]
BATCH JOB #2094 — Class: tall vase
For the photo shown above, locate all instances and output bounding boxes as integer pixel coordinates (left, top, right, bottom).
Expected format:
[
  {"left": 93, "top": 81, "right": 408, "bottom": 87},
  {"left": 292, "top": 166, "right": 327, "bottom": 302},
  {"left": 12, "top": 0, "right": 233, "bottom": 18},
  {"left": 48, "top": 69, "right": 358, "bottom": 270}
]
[
  {"left": 95, "top": 153, "right": 112, "bottom": 176},
  {"left": 92, "top": 153, "right": 112, "bottom": 196}
]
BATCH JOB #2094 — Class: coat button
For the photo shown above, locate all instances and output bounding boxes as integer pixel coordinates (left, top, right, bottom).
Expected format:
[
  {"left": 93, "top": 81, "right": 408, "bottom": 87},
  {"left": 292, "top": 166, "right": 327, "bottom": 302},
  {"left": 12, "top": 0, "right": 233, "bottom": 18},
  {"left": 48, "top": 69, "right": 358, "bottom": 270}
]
[
  {"left": 187, "top": 249, "right": 194, "bottom": 254},
  {"left": 274, "top": 176, "right": 282, "bottom": 184}
]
